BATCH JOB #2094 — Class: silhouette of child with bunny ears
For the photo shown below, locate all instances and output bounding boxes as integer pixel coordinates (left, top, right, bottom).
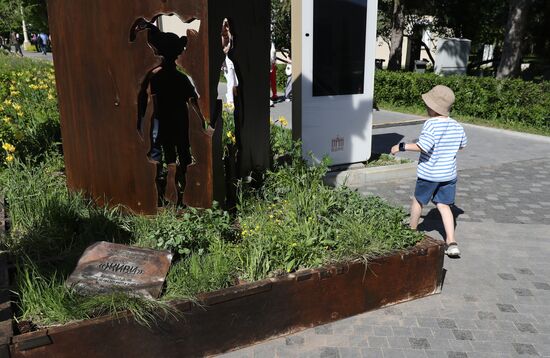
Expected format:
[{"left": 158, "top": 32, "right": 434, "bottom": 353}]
[{"left": 131, "top": 17, "right": 199, "bottom": 205}]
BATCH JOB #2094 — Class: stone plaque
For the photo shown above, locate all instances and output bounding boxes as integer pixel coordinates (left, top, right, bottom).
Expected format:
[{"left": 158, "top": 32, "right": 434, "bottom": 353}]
[{"left": 66, "top": 242, "right": 173, "bottom": 298}]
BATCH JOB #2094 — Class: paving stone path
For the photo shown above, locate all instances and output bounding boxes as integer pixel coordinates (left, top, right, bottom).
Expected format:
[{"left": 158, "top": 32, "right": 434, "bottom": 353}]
[
  {"left": 220, "top": 120, "right": 550, "bottom": 358},
  {"left": 361, "top": 158, "right": 550, "bottom": 225}
]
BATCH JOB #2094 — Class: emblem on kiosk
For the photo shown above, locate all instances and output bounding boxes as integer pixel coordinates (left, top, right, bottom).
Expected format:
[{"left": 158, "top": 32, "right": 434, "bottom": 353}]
[{"left": 331, "top": 135, "right": 344, "bottom": 152}]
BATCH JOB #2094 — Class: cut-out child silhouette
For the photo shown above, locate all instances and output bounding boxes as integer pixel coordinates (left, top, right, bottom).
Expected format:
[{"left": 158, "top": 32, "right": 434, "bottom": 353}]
[{"left": 131, "top": 18, "right": 199, "bottom": 205}]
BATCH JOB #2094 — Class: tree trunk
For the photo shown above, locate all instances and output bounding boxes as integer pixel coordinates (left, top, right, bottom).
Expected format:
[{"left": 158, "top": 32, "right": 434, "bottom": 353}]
[
  {"left": 496, "top": 0, "right": 531, "bottom": 79},
  {"left": 387, "top": 0, "right": 405, "bottom": 71}
]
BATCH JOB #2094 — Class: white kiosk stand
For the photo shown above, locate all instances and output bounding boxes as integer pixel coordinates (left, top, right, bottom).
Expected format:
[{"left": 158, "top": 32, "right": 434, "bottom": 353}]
[{"left": 292, "top": 0, "right": 377, "bottom": 166}]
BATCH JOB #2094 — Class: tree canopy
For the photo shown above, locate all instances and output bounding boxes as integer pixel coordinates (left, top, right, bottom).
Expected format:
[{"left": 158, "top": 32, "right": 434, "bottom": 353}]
[
  {"left": 378, "top": 0, "right": 549, "bottom": 77},
  {"left": 0, "top": 0, "right": 48, "bottom": 34},
  {"left": 271, "top": 0, "right": 291, "bottom": 56}
]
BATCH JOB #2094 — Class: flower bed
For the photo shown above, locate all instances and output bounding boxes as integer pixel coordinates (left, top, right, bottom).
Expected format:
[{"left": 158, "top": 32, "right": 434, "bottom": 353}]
[
  {"left": 0, "top": 57, "right": 439, "bottom": 354},
  {"left": 8, "top": 237, "right": 444, "bottom": 358}
]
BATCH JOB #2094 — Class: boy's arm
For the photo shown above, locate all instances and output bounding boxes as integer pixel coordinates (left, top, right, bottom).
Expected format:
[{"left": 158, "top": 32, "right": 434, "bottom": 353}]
[{"left": 391, "top": 143, "right": 422, "bottom": 155}]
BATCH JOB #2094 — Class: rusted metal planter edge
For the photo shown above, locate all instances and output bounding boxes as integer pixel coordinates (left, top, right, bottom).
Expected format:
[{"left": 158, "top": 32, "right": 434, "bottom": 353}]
[{"left": 9, "top": 237, "right": 444, "bottom": 358}]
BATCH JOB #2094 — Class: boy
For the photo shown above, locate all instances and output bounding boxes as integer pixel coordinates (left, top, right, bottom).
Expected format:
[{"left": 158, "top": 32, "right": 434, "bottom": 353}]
[{"left": 391, "top": 85, "right": 467, "bottom": 257}]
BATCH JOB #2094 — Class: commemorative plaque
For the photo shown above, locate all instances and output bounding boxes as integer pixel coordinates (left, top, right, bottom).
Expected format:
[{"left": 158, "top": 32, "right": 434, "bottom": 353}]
[{"left": 66, "top": 242, "right": 173, "bottom": 298}]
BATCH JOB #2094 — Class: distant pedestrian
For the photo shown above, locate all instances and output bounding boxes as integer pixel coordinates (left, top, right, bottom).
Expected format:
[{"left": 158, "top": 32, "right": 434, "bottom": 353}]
[
  {"left": 269, "top": 42, "right": 277, "bottom": 106},
  {"left": 391, "top": 85, "right": 467, "bottom": 258},
  {"left": 284, "top": 59, "right": 292, "bottom": 102},
  {"left": 39, "top": 32, "right": 49, "bottom": 55},
  {"left": 31, "top": 33, "right": 39, "bottom": 52},
  {"left": 10, "top": 32, "right": 23, "bottom": 56},
  {"left": 0, "top": 37, "right": 8, "bottom": 51},
  {"left": 221, "top": 18, "right": 238, "bottom": 104}
]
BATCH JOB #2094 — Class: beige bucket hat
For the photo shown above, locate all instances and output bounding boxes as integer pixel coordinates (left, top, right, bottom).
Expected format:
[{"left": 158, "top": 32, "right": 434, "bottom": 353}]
[{"left": 422, "top": 85, "right": 455, "bottom": 116}]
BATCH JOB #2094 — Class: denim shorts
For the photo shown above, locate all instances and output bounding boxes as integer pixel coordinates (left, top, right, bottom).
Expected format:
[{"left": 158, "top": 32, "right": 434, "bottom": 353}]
[{"left": 414, "top": 177, "right": 457, "bottom": 205}]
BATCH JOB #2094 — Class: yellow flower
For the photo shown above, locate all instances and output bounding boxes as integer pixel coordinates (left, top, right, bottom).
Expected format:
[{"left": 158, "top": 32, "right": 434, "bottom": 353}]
[
  {"left": 2, "top": 117, "right": 11, "bottom": 123},
  {"left": 2, "top": 143, "right": 15, "bottom": 153},
  {"left": 3, "top": 99, "right": 12, "bottom": 106},
  {"left": 9, "top": 85, "right": 15, "bottom": 91},
  {"left": 223, "top": 102, "right": 235, "bottom": 112},
  {"left": 5, "top": 154, "right": 14, "bottom": 163},
  {"left": 12, "top": 103, "right": 21, "bottom": 111},
  {"left": 47, "top": 94, "right": 55, "bottom": 100},
  {"left": 278, "top": 116, "right": 288, "bottom": 127},
  {"left": 10, "top": 91, "right": 20, "bottom": 96},
  {"left": 16, "top": 111, "right": 23, "bottom": 117}
]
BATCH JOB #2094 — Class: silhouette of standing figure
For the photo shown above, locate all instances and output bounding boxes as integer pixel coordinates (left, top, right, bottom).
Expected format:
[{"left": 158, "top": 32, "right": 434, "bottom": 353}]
[{"left": 131, "top": 18, "right": 199, "bottom": 205}]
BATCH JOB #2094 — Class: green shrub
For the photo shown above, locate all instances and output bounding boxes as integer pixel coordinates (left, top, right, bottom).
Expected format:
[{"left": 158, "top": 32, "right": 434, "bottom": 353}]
[
  {"left": 375, "top": 71, "right": 550, "bottom": 129},
  {"left": 131, "top": 205, "right": 233, "bottom": 256},
  {"left": 276, "top": 63, "right": 288, "bottom": 91}
]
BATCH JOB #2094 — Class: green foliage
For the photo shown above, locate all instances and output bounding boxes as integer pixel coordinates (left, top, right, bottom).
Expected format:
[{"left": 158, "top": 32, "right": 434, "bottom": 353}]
[
  {"left": 270, "top": 115, "right": 292, "bottom": 158},
  {"left": 0, "top": 155, "right": 132, "bottom": 261},
  {"left": 0, "top": 0, "right": 48, "bottom": 33},
  {"left": 275, "top": 63, "right": 287, "bottom": 91},
  {"left": 367, "top": 153, "right": 411, "bottom": 167},
  {"left": 221, "top": 102, "right": 236, "bottom": 158},
  {"left": 132, "top": 205, "right": 233, "bottom": 256},
  {"left": 0, "top": 57, "right": 60, "bottom": 165},
  {"left": 0, "top": 0, "right": 22, "bottom": 32},
  {"left": 163, "top": 240, "right": 238, "bottom": 301},
  {"left": 375, "top": 71, "right": 550, "bottom": 129},
  {"left": 236, "top": 154, "right": 423, "bottom": 281},
  {"left": 271, "top": 0, "right": 291, "bottom": 55}
]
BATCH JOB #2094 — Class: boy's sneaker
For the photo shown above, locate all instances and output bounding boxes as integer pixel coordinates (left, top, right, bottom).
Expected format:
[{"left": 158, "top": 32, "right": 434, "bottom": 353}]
[{"left": 445, "top": 242, "right": 460, "bottom": 258}]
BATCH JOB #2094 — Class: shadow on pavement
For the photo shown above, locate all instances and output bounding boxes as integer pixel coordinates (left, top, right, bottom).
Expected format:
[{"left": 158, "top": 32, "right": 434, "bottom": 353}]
[
  {"left": 418, "top": 205, "right": 465, "bottom": 242},
  {"left": 371, "top": 133, "right": 404, "bottom": 154}
]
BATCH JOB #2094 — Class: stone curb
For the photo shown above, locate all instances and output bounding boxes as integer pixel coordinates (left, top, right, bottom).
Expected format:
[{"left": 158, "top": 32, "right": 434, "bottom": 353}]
[
  {"left": 373, "top": 118, "right": 426, "bottom": 129},
  {"left": 324, "top": 162, "right": 417, "bottom": 188},
  {"left": 462, "top": 123, "right": 550, "bottom": 143}
]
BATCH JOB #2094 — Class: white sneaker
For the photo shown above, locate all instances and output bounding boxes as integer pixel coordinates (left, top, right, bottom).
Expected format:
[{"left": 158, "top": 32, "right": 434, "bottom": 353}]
[{"left": 445, "top": 243, "right": 460, "bottom": 258}]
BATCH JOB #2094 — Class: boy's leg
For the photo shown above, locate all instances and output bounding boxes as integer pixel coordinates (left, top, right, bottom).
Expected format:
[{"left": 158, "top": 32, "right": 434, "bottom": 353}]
[
  {"left": 436, "top": 203, "right": 455, "bottom": 244},
  {"left": 409, "top": 197, "right": 423, "bottom": 230}
]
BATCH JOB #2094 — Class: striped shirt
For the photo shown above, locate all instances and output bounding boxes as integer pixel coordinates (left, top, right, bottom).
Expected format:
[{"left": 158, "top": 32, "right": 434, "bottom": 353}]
[{"left": 416, "top": 117, "right": 467, "bottom": 182}]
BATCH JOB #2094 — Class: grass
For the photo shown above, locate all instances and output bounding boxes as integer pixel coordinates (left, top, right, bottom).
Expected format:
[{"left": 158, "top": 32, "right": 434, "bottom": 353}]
[
  {"left": 378, "top": 102, "right": 550, "bottom": 137},
  {"left": 2, "top": 150, "right": 423, "bottom": 328},
  {"left": 366, "top": 153, "right": 412, "bottom": 167},
  {"left": 16, "top": 260, "right": 178, "bottom": 328}
]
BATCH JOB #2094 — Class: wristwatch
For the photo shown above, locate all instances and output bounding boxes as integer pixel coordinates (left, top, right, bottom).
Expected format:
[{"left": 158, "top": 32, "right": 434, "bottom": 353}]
[{"left": 399, "top": 142, "right": 406, "bottom": 152}]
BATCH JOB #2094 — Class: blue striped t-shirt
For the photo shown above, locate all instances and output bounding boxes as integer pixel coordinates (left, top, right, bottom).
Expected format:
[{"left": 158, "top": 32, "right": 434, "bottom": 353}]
[{"left": 416, "top": 117, "right": 467, "bottom": 182}]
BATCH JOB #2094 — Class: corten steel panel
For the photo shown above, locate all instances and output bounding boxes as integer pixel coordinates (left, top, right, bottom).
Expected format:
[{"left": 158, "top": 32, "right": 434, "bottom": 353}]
[
  {"left": 47, "top": 0, "right": 209, "bottom": 214},
  {"left": 48, "top": 0, "right": 270, "bottom": 213},
  {"left": 9, "top": 238, "right": 444, "bottom": 358}
]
